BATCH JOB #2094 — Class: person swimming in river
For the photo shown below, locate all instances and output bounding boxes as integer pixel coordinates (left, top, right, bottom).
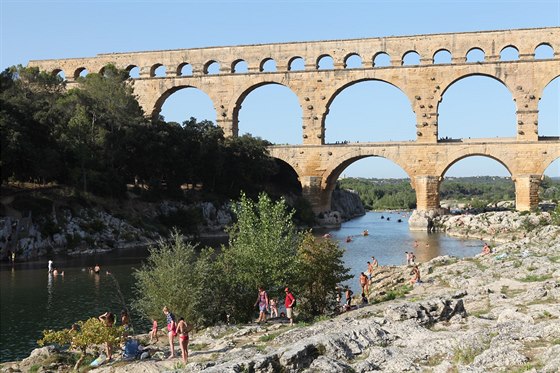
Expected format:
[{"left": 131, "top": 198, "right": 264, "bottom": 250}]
[
  {"left": 94, "top": 264, "right": 101, "bottom": 274},
  {"left": 362, "top": 229, "right": 369, "bottom": 236},
  {"left": 346, "top": 236, "right": 352, "bottom": 243}
]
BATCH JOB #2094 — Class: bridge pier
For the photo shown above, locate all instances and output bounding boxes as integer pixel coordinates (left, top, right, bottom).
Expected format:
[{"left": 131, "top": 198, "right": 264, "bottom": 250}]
[
  {"left": 514, "top": 174, "right": 542, "bottom": 211},
  {"left": 300, "top": 176, "right": 331, "bottom": 213}
]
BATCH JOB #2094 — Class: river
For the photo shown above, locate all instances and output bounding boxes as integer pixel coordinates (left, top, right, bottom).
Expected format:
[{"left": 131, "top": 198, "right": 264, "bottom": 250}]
[{"left": 0, "top": 211, "right": 483, "bottom": 362}]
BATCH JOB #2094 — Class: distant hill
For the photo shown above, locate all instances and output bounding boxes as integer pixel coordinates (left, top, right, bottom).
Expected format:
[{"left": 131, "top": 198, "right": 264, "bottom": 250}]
[{"left": 338, "top": 176, "right": 559, "bottom": 210}]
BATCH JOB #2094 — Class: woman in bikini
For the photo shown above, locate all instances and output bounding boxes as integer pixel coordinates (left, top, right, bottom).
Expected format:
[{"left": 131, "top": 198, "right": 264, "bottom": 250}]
[
  {"left": 175, "top": 318, "right": 191, "bottom": 364},
  {"left": 162, "top": 306, "right": 176, "bottom": 359},
  {"left": 98, "top": 312, "right": 115, "bottom": 360}
]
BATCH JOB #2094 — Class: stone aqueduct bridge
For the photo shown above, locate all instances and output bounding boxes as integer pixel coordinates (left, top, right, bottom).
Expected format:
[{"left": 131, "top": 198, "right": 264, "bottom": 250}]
[{"left": 29, "top": 28, "right": 560, "bottom": 215}]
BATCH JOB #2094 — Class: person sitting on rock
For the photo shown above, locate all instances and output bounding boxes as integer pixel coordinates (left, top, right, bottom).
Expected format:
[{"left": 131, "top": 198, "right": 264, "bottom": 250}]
[{"left": 409, "top": 265, "right": 421, "bottom": 285}]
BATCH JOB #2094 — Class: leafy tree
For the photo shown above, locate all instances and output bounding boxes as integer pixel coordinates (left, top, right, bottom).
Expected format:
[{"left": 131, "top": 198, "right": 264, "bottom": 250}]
[
  {"left": 294, "top": 232, "right": 353, "bottom": 320},
  {"left": 38, "top": 318, "right": 124, "bottom": 370},
  {"left": 219, "top": 192, "right": 301, "bottom": 322},
  {"left": 132, "top": 231, "right": 221, "bottom": 327},
  {"left": 0, "top": 66, "right": 65, "bottom": 183}
]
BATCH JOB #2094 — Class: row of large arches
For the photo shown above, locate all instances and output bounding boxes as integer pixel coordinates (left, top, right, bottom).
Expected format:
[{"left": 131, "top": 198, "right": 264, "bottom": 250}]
[
  {"left": 160, "top": 75, "right": 559, "bottom": 143},
  {"left": 53, "top": 44, "right": 555, "bottom": 80}
]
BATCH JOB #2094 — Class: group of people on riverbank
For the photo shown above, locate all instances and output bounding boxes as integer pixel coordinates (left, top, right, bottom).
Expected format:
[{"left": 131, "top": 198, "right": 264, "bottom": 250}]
[{"left": 254, "top": 286, "right": 296, "bottom": 326}]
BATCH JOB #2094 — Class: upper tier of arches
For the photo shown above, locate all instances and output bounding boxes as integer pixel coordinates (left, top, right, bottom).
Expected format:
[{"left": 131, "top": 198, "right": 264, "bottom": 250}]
[{"left": 30, "top": 27, "right": 559, "bottom": 80}]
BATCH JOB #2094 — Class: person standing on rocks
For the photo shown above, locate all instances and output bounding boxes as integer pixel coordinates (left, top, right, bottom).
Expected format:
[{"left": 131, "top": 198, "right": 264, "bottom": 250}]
[
  {"left": 254, "top": 286, "right": 269, "bottom": 323},
  {"left": 98, "top": 312, "right": 115, "bottom": 360},
  {"left": 175, "top": 317, "right": 191, "bottom": 364},
  {"left": 359, "top": 272, "right": 369, "bottom": 294},
  {"left": 284, "top": 287, "right": 295, "bottom": 326},
  {"left": 163, "top": 306, "right": 177, "bottom": 359}
]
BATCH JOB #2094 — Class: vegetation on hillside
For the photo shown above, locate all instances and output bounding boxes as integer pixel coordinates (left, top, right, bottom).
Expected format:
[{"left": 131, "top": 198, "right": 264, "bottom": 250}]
[
  {"left": 1, "top": 65, "right": 277, "bottom": 201},
  {"left": 339, "top": 176, "right": 559, "bottom": 210},
  {"left": 132, "top": 193, "right": 352, "bottom": 326}
]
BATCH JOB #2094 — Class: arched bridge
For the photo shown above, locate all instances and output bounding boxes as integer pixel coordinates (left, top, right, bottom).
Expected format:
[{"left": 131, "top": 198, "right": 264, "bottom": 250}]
[{"left": 28, "top": 27, "right": 560, "bottom": 216}]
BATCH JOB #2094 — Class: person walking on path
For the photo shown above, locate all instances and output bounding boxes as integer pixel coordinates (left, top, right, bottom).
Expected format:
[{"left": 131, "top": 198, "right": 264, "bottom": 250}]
[
  {"left": 163, "top": 306, "right": 177, "bottom": 359},
  {"left": 98, "top": 312, "right": 115, "bottom": 360},
  {"left": 284, "top": 287, "right": 296, "bottom": 326},
  {"left": 254, "top": 287, "right": 269, "bottom": 323},
  {"left": 175, "top": 318, "right": 191, "bottom": 364}
]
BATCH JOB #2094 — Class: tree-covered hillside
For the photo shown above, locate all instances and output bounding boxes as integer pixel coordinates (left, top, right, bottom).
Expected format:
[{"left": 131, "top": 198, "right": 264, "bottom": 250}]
[{"left": 338, "top": 176, "right": 559, "bottom": 210}]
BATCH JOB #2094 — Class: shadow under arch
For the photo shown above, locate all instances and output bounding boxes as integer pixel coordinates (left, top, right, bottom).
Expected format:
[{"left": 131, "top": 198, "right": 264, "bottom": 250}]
[
  {"left": 323, "top": 78, "right": 415, "bottom": 143},
  {"left": 232, "top": 81, "right": 302, "bottom": 144},
  {"left": 153, "top": 85, "right": 217, "bottom": 123},
  {"left": 438, "top": 73, "right": 516, "bottom": 139},
  {"left": 267, "top": 158, "right": 303, "bottom": 195}
]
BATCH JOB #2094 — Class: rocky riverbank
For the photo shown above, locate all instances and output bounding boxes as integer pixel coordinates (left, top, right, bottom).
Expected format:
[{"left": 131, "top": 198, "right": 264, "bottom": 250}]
[
  {"left": 5, "top": 216, "right": 559, "bottom": 372},
  {"left": 0, "top": 188, "right": 364, "bottom": 261}
]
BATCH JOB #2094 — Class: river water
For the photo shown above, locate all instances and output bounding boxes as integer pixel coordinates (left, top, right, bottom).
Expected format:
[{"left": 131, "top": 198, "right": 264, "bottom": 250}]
[{"left": 0, "top": 211, "right": 482, "bottom": 362}]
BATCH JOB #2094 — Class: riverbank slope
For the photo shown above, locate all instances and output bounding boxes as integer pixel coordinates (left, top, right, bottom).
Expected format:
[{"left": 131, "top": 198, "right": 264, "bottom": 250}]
[{"left": 5, "top": 212, "right": 559, "bottom": 372}]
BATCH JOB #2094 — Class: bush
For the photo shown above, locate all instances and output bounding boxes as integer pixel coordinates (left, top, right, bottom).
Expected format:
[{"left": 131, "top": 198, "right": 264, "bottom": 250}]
[
  {"left": 38, "top": 318, "right": 124, "bottom": 370},
  {"left": 132, "top": 231, "right": 221, "bottom": 327}
]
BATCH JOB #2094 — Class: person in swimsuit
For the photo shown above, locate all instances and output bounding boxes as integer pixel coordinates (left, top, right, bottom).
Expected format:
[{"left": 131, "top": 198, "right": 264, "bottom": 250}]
[
  {"left": 175, "top": 317, "right": 190, "bottom": 364},
  {"left": 94, "top": 264, "right": 101, "bottom": 274},
  {"left": 163, "top": 306, "right": 176, "bottom": 358},
  {"left": 149, "top": 317, "right": 158, "bottom": 343},
  {"left": 254, "top": 286, "right": 269, "bottom": 323},
  {"left": 98, "top": 312, "right": 115, "bottom": 360},
  {"left": 269, "top": 297, "right": 278, "bottom": 318},
  {"left": 121, "top": 309, "right": 131, "bottom": 336}
]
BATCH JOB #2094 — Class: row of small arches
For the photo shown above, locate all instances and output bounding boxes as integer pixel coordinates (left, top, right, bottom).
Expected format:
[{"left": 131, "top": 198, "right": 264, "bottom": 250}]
[{"left": 54, "top": 44, "right": 555, "bottom": 80}]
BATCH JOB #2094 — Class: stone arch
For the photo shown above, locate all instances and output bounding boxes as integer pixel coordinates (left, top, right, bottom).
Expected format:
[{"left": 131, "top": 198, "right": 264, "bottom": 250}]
[
  {"left": 438, "top": 73, "right": 516, "bottom": 139},
  {"left": 500, "top": 45, "right": 519, "bottom": 61},
  {"left": 204, "top": 60, "right": 220, "bottom": 74},
  {"left": 433, "top": 49, "right": 452, "bottom": 64},
  {"left": 402, "top": 50, "right": 420, "bottom": 66},
  {"left": 542, "top": 157, "right": 560, "bottom": 176},
  {"left": 152, "top": 84, "right": 217, "bottom": 122},
  {"left": 269, "top": 157, "right": 304, "bottom": 194},
  {"left": 317, "top": 54, "right": 334, "bottom": 70},
  {"left": 51, "top": 68, "right": 65, "bottom": 80},
  {"left": 232, "top": 59, "right": 248, "bottom": 73},
  {"left": 177, "top": 62, "right": 192, "bottom": 76},
  {"left": 535, "top": 43, "right": 554, "bottom": 59},
  {"left": 538, "top": 75, "right": 560, "bottom": 137},
  {"left": 466, "top": 47, "right": 485, "bottom": 62},
  {"left": 126, "top": 65, "right": 140, "bottom": 78},
  {"left": 323, "top": 78, "right": 415, "bottom": 142},
  {"left": 373, "top": 52, "right": 391, "bottom": 67},
  {"left": 439, "top": 153, "right": 513, "bottom": 179},
  {"left": 344, "top": 53, "right": 362, "bottom": 68},
  {"left": 260, "top": 58, "right": 277, "bottom": 72},
  {"left": 74, "top": 67, "right": 88, "bottom": 79},
  {"left": 323, "top": 153, "right": 414, "bottom": 197},
  {"left": 288, "top": 56, "right": 305, "bottom": 71},
  {"left": 232, "top": 81, "right": 303, "bottom": 144},
  {"left": 150, "top": 63, "right": 165, "bottom": 77}
]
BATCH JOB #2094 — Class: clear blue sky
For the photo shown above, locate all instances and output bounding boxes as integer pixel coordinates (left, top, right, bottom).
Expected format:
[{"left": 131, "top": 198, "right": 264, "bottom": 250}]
[{"left": 1, "top": 0, "right": 559, "bottom": 178}]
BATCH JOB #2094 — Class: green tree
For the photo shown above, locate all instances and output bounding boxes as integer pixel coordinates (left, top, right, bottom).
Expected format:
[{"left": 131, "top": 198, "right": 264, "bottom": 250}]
[
  {"left": 0, "top": 66, "right": 64, "bottom": 183},
  {"left": 219, "top": 192, "right": 301, "bottom": 322},
  {"left": 132, "top": 232, "right": 221, "bottom": 327},
  {"left": 294, "top": 232, "right": 353, "bottom": 319}
]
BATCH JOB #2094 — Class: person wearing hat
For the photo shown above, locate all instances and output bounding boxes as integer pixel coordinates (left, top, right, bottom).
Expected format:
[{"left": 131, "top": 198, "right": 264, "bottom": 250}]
[{"left": 284, "top": 287, "right": 295, "bottom": 326}]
